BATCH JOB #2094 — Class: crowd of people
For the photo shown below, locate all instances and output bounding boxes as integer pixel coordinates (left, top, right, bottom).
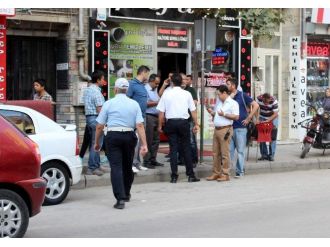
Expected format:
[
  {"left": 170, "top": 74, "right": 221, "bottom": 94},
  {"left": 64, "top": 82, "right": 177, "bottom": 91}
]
[{"left": 77, "top": 65, "right": 283, "bottom": 209}]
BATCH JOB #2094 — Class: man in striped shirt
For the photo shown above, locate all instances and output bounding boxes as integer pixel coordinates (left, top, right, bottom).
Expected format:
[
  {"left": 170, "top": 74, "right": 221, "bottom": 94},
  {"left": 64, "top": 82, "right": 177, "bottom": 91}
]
[{"left": 256, "top": 93, "right": 279, "bottom": 161}]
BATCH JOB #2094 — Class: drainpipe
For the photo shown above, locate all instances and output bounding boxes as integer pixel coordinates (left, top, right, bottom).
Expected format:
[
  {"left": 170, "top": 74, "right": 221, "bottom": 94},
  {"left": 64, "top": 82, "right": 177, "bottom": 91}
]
[{"left": 77, "top": 8, "right": 90, "bottom": 81}]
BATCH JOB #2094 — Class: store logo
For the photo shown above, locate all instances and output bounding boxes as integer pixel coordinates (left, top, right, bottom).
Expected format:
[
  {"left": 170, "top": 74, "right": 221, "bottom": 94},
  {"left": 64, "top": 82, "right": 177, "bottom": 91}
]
[{"left": 307, "top": 43, "right": 330, "bottom": 57}]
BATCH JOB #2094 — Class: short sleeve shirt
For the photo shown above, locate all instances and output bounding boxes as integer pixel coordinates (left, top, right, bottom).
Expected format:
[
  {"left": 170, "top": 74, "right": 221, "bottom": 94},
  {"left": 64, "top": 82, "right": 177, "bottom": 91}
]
[
  {"left": 33, "top": 92, "right": 53, "bottom": 102},
  {"left": 232, "top": 91, "right": 253, "bottom": 129},
  {"left": 157, "top": 87, "right": 196, "bottom": 119},
  {"left": 96, "top": 94, "right": 144, "bottom": 128},
  {"left": 83, "top": 84, "right": 105, "bottom": 116},
  {"left": 213, "top": 97, "right": 239, "bottom": 127},
  {"left": 127, "top": 78, "right": 148, "bottom": 118}
]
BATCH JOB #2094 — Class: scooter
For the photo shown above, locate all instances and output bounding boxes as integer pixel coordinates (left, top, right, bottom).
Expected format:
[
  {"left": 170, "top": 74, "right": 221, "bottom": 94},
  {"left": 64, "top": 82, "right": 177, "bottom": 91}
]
[{"left": 299, "top": 104, "right": 330, "bottom": 158}]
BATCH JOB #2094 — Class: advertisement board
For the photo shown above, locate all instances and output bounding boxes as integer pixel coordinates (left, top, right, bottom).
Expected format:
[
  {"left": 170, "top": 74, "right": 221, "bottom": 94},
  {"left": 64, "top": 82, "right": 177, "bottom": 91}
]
[{"left": 0, "top": 16, "right": 6, "bottom": 100}]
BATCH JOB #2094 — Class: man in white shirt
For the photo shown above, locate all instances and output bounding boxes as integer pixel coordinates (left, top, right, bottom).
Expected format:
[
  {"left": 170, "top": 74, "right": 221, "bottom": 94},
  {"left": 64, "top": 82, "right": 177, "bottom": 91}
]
[
  {"left": 206, "top": 85, "right": 239, "bottom": 182},
  {"left": 157, "top": 73, "right": 200, "bottom": 183}
]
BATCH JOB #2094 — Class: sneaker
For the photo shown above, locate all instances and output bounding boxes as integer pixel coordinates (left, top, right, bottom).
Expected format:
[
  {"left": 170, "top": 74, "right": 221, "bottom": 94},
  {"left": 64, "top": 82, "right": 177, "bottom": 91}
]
[
  {"left": 86, "top": 168, "right": 104, "bottom": 176},
  {"left": 234, "top": 174, "right": 244, "bottom": 179},
  {"left": 99, "top": 165, "right": 110, "bottom": 173},
  {"left": 138, "top": 165, "right": 148, "bottom": 171},
  {"left": 100, "top": 156, "right": 108, "bottom": 164},
  {"left": 132, "top": 166, "right": 139, "bottom": 173}
]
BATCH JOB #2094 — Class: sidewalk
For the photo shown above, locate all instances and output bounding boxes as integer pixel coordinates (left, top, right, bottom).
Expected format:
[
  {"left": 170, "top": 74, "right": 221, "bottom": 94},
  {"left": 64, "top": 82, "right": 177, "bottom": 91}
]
[{"left": 72, "top": 142, "right": 330, "bottom": 190}]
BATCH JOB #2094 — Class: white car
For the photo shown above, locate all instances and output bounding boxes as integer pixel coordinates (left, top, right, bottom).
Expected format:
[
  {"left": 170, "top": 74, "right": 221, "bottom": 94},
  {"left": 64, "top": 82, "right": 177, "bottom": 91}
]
[{"left": 0, "top": 104, "right": 82, "bottom": 205}]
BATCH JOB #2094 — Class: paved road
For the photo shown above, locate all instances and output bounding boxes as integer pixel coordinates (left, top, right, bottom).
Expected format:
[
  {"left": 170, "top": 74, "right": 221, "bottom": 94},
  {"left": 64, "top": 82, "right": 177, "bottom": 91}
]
[{"left": 27, "top": 169, "right": 330, "bottom": 237}]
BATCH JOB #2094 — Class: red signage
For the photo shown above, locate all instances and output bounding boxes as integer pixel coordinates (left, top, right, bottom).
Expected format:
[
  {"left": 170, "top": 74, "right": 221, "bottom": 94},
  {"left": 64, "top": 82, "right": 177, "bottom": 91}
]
[
  {"left": 307, "top": 43, "right": 330, "bottom": 57},
  {"left": 0, "top": 16, "right": 6, "bottom": 101},
  {"left": 157, "top": 27, "right": 188, "bottom": 49}
]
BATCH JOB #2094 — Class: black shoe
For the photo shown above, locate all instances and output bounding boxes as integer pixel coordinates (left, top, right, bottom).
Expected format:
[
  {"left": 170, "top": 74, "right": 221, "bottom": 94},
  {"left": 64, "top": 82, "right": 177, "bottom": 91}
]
[
  {"left": 268, "top": 156, "right": 274, "bottom": 161},
  {"left": 114, "top": 200, "right": 125, "bottom": 209},
  {"left": 170, "top": 175, "right": 178, "bottom": 183},
  {"left": 123, "top": 194, "right": 131, "bottom": 202},
  {"left": 144, "top": 163, "right": 156, "bottom": 169},
  {"left": 165, "top": 154, "right": 170, "bottom": 158},
  {"left": 188, "top": 176, "right": 200, "bottom": 182},
  {"left": 151, "top": 161, "right": 164, "bottom": 167},
  {"left": 258, "top": 157, "right": 267, "bottom": 161}
]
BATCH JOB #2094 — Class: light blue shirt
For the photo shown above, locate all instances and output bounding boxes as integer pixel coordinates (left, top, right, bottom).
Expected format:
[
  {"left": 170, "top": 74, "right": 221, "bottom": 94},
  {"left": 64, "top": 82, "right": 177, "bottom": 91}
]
[
  {"left": 145, "top": 83, "right": 160, "bottom": 115},
  {"left": 83, "top": 84, "right": 105, "bottom": 115},
  {"left": 96, "top": 93, "right": 144, "bottom": 128}
]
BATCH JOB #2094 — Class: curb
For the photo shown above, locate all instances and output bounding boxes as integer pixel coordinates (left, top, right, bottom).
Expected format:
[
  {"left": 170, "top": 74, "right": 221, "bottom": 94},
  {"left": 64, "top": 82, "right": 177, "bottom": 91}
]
[{"left": 72, "top": 157, "right": 330, "bottom": 190}]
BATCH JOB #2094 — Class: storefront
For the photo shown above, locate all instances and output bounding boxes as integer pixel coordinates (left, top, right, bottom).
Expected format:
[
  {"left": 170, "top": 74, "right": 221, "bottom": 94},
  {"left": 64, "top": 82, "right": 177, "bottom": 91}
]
[
  {"left": 89, "top": 8, "right": 195, "bottom": 98},
  {"left": 306, "top": 39, "right": 330, "bottom": 116}
]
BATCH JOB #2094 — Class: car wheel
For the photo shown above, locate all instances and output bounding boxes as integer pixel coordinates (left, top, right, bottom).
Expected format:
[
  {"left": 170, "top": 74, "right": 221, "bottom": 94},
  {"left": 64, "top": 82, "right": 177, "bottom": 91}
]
[
  {"left": 0, "top": 189, "right": 29, "bottom": 238},
  {"left": 41, "top": 162, "right": 70, "bottom": 206}
]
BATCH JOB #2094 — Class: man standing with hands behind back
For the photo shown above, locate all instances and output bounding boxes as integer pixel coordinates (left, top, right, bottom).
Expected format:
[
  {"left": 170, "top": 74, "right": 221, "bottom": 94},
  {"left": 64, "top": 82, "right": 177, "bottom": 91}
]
[
  {"left": 157, "top": 73, "right": 200, "bottom": 183},
  {"left": 95, "top": 78, "right": 148, "bottom": 210}
]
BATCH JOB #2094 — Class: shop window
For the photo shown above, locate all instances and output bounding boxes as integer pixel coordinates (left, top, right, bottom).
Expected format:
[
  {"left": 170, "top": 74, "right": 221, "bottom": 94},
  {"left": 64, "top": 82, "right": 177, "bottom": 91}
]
[{"left": 0, "top": 110, "right": 36, "bottom": 135}]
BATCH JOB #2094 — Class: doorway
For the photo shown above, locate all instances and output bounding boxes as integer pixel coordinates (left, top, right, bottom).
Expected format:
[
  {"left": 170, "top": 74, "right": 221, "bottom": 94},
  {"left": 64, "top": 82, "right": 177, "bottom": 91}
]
[
  {"left": 157, "top": 52, "right": 187, "bottom": 83},
  {"left": 6, "top": 36, "right": 57, "bottom": 101}
]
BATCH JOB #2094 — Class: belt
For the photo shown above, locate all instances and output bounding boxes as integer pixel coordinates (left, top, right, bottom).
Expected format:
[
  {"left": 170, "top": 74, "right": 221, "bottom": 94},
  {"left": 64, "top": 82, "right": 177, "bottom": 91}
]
[
  {"left": 215, "top": 125, "right": 232, "bottom": 130},
  {"left": 86, "top": 114, "right": 98, "bottom": 117},
  {"left": 146, "top": 113, "right": 158, "bottom": 118},
  {"left": 167, "top": 118, "right": 187, "bottom": 121},
  {"left": 107, "top": 127, "right": 134, "bottom": 132}
]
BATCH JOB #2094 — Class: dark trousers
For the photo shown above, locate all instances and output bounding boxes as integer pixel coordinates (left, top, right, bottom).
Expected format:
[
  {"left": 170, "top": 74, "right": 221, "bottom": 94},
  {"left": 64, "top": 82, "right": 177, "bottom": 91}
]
[
  {"left": 189, "top": 121, "right": 199, "bottom": 163},
  {"left": 165, "top": 119, "right": 195, "bottom": 178},
  {"left": 79, "top": 125, "right": 91, "bottom": 159},
  {"left": 104, "top": 131, "right": 137, "bottom": 201},
  {"left": 144, "top": 114, "right": 160, "bottom": 164}
]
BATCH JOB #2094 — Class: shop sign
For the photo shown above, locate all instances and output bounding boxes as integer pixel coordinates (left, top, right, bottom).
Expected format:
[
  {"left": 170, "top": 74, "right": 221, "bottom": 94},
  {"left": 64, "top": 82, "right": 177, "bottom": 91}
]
[
  {"left": 289, "top": 36, "right": 307, "bottom": 140},
  {"left": 0, "top": 8, "right": 15, "bottom": 16},
  {"left": 205, "top": 72, "right": 228, "bottom": 87},
  {"left": 307, "top": 43, "right": 330, "bottom": 57},
  {"left": 109, "top": 8, "right": 195, "bottom": 24},
  {"left": 157, "top": 27, "right": 188, "bottom": 49},
  {"left": 212, "top": 47, "right": 229, "bottom": 65},
  {"left": 0, "top": 16, "right": 6, "bottom": 101}
]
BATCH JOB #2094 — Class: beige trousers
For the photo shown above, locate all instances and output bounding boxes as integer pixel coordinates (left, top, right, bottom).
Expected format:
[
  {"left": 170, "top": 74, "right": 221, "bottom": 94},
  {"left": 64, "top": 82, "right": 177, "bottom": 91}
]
[{"left": 212, "top": 127, "right": 233, "bottom": 176}]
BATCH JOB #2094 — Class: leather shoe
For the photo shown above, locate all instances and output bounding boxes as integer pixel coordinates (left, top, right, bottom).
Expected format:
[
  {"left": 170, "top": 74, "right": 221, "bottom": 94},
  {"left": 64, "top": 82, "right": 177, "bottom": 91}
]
[
  {"left": 123, "top": 194, "right": 131, "bottom": 202},
  {"left": 268, "top": 156, "right": 274, "bottom": 161},
  {"left": 206, "top": 174, "right": 219, "bottom": 181},
  {"left": 217, "top": 174, "right": 230, "bottom": 182},
  {"left": 188, "top": 176, "right": 200, "bottom": 182},
  {"left": 113, "top": 200, "right": 125, "bottom": 209},
  {"left": 144, "top": 163, "right": 156, "bottom": 169},
  {"left": 170, "top": 175, "right": 178, "bottom": 183},
  {"left": 151, "top": 161, "right": 164, "bottom": 167}
]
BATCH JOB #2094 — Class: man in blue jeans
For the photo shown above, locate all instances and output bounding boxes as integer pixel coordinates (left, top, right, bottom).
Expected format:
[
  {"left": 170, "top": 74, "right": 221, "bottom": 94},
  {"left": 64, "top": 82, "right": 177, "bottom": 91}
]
[
  {"left": 83, "top": 70, "right": 105, "bottom": 176},
  {"left": 226, "top": 78, "right": 259, "bottom": 178}
]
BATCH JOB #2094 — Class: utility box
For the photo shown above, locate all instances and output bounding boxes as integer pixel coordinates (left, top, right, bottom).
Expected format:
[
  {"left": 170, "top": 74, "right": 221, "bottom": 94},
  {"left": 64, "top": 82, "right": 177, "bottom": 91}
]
[
  {"left": 73, "top": 81, "right": 88, "bottom": 106},
  {"left": 252, "top": 48, "right": 266, "bottom": 67}
]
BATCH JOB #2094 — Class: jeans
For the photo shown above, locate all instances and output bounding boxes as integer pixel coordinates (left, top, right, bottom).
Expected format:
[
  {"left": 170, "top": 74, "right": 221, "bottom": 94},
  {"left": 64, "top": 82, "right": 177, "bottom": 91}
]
[
  {"left": 165, "top": 119, "right": 195, "bottom": 178},
  {"left": 104, "top": 131, "right": 137, "bottom": 201},
  {"left": 259, "top": 118, "right": 278, "bottom": 158},
  {"left": 230, "top": 128, "right": 247, "bottom": 176},
  {"left": 86, "top": 115, "right": 103, "bottom": 171},
  {"left": 133, "top": 117, "right": 146, "bottom": 166}
]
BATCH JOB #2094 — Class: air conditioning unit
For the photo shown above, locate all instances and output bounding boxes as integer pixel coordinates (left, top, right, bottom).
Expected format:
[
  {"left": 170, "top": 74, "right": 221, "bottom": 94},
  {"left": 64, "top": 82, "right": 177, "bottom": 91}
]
[{"left": 252, "top": 48, "right": 265, "bottom": 68}]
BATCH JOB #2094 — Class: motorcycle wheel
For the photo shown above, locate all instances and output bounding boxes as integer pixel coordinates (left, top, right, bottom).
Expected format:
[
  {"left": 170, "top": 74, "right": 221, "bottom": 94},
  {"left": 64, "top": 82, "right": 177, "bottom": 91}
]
[{"left": 300, "top": 143, "right": 312, "bottom": 159}]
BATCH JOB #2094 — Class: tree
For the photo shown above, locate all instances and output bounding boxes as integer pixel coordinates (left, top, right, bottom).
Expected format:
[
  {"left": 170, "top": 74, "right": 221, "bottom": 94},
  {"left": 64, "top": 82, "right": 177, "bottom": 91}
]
[{"left": 193, "top": 8, "right": 292, "bottom": 47}]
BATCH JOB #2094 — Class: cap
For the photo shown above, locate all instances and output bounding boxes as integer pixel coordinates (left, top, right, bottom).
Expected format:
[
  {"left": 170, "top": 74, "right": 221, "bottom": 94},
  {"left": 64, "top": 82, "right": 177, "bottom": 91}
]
[{"left": 115, "top": 78, "right": 129, "bottom": 89}]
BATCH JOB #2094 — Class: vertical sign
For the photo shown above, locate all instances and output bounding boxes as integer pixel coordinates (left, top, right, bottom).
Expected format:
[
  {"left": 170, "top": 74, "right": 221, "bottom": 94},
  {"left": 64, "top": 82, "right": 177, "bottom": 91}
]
[
  {"left": 92, "top": 30, "right": 110, "bottom": 100},
  {"left": 0, "top": 16, "right": 6, "bottom": 101},
  {"left": 239, "top": 38, "right": 252, "bottom": 95},
  {"left": 289, "top": 36, "right": 307, "bottom": 140}
]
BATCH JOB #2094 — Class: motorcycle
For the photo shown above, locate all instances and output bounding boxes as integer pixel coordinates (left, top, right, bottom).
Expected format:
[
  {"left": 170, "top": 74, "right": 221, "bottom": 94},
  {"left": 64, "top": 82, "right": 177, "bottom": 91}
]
[{"left": 299, "top": 103, "right": 330, "bottom": 158}]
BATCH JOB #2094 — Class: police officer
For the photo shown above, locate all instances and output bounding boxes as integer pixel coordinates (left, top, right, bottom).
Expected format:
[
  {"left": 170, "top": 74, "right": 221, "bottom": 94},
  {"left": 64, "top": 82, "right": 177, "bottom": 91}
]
[{"left": 95, "top": 78, "right": 148, "bottom": 210}]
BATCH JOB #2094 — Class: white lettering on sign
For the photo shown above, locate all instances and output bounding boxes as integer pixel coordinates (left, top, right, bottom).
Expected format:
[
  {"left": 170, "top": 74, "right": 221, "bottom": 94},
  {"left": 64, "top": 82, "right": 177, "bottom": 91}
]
[
  {"left": 115, "top": 8, "right": 194, "bottom": 16},
  {"left": 289, "top": 36, "right": 307, "bottom": 141}
]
